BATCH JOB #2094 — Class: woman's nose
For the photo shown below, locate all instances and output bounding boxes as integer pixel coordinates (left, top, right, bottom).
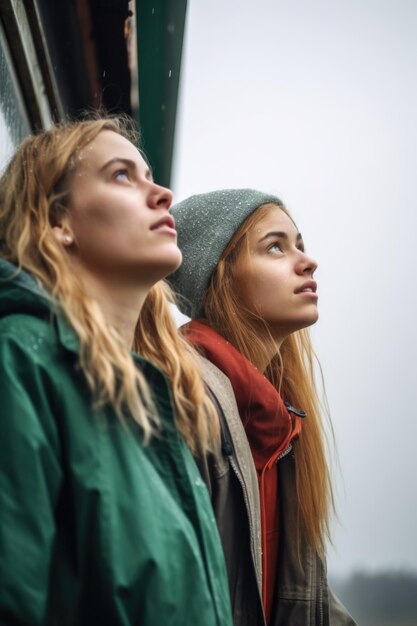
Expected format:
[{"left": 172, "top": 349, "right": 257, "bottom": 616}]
[
  {"left": 297, "top": 251, "right": 318, "bottom": 275},
  {"left": 149, "top": 184, "right": 173, "bottom": 211}
]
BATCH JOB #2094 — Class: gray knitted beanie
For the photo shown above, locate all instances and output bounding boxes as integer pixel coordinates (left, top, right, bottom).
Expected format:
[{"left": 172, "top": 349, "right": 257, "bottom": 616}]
[{"left": 168, "top": 188, "right": 283, "bottom": 318}]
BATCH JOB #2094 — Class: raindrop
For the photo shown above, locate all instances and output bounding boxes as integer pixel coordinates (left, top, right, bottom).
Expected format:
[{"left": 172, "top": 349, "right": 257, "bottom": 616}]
[
  {"left": 103, "top": 70, "right": 106, "bottom": 78},
  {"left": 168, "top": 69, "right": 172, "bottom": 78}
]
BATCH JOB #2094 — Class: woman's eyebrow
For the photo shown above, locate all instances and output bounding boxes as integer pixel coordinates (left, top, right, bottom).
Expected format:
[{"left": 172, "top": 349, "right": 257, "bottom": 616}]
[
  {"left": 99, "top": 157, "right": 153, "bottom": 180},
  {"left": 258, "top": 231, "right": 303, "bottom": 243}
]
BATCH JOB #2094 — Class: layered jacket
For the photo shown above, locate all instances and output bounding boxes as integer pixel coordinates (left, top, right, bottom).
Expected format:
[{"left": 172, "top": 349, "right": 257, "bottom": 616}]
[
  {"left": 195, "top": 347, "right": 357, "bottom": 626},
  {"left": 0, "top": 261, "right": 233, "bottom": 626}
]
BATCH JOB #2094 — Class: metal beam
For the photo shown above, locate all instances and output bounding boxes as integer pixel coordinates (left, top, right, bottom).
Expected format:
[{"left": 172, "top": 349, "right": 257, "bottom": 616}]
[
  {"left": 136, "top": 0, "right": 187, "bottom": 187},
  {"left": 0, "top": 0, "right": 53, "bottom": 129}
]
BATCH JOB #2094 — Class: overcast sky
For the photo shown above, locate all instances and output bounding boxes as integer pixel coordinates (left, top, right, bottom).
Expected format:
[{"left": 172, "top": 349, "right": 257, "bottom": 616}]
[{"left": 172, "top": 0, "right": 417, "bottom": 577}]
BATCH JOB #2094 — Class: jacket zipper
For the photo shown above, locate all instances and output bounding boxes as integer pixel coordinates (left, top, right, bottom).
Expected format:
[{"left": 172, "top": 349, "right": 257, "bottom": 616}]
[{"left": 276, "top": 443, "right": 293, "bottom": 463}]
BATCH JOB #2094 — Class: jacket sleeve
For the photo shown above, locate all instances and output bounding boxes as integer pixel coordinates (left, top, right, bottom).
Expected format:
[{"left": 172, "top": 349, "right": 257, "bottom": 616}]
[
  {"left": 0, "top": 333, "right": 63, "bottom": 625},
  {"left": 328, "top": 586, "right": 358, "bottom": 626}
]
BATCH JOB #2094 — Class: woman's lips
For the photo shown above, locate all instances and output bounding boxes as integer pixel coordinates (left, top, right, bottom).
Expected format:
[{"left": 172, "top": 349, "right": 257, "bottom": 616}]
[
  {"left": 294, "top": 280, "right": 318, "bottom": 298},
  {"left": 151, "top": 215, "right": 177, "bottom": 235}
]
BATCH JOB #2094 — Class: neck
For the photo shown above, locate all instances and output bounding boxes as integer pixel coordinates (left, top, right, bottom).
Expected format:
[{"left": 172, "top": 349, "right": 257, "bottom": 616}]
[{"left": 76, "top": 269, "right": 149, "bottom": 349}]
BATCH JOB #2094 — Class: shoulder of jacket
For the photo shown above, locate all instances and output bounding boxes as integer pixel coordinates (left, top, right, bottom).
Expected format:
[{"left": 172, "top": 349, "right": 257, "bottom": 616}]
[
  {"left": 0, "top": 313, "right": 61, "bottom": 360},
  {"left": 195, "top": 353, "right": 257, "bottom": 484},
  {"left": 195, "top": 354, "right": 236, "bottom": 408},
  {"left": 0, "top": 312, "right": 49, "bottom": 334},
  {"left": 195, "top": 354, "right": 249, "bottom": 434}
]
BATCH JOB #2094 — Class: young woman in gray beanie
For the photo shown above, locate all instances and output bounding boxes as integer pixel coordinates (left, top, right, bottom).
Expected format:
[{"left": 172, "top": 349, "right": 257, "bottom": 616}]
[{"left": 168, "top": 189, "right": 356, "bottom": 626}]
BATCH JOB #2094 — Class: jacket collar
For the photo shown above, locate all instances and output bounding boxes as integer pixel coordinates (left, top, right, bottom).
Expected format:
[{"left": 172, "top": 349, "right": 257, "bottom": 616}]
[
  {"left": 184, "top": 320, "right": 302, "bottom": 471},
  {"left": 0, "top": 259, "right": 80, "bottom": 354}
]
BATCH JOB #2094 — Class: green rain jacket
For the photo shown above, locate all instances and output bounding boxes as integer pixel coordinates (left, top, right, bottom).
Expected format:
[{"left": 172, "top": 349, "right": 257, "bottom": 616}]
[{"left": 0, "top": 260, "right": 233, "bottom": 626}]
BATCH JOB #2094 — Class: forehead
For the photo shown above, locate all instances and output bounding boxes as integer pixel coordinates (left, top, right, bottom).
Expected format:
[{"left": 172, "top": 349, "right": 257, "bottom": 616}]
[
  {"left": 248, "top": 207, "right": 299, "bottom": 240},
  {"left": 76, "top": 129, "right": 145, "bottom": 170}
]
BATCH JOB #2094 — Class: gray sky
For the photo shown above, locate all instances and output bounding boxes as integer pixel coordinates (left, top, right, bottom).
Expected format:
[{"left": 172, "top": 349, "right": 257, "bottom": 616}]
[{"left": 172, "top": 0, "right": 417, "bottom": 577}]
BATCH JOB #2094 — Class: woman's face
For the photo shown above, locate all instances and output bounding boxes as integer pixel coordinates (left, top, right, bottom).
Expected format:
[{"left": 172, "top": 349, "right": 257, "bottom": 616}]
[
  {"left": 234, "top": 207, "right": 318, "bottom": 343},
  {"left": 61, "top": 129, "right": 181, "bottom": 287}
]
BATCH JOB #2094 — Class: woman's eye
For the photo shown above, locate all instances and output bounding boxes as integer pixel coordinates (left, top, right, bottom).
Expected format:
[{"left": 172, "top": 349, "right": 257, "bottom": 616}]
[
  {"left": 267, "top": 242, "right": 283, "bottom": 254},
  {"left": 114, "top": 169, "right": 130, "bottom": 182}
]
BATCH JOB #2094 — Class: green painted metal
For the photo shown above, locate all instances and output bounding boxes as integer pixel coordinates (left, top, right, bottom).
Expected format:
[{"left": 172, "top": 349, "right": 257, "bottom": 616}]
[{"left": 136, "top": 0, "right": 187, "bottom": 187}]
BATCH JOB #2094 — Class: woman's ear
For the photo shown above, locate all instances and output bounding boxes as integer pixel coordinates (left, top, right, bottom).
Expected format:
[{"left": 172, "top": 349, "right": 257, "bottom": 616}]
[{"left": 52, "top": 218, "right": 74, "bottom": 248}]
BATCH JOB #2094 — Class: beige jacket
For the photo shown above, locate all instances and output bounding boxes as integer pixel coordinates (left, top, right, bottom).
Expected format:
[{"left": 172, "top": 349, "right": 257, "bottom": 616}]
[{"left": 196, "top": 356, "right": 357, "bottom": 626}]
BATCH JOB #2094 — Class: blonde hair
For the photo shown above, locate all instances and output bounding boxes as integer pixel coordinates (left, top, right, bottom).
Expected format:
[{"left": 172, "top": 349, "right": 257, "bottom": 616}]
[
  {"left": 202, "top": 203, "right": 334, "bottom": 554},
  {"left": 0, "top": 116, "right": 217, "bottom": 452},
  {"left": 135, "top": 280, "right": 219, "bottom": 454}
]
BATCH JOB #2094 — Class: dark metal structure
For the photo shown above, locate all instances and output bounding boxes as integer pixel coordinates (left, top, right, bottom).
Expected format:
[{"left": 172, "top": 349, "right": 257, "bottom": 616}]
[
  {"left": 136, "top": 0, "right": 187, "bottom": 187},
  {"left": 0, "top": 0, "right": 187, "bottom": 185}
]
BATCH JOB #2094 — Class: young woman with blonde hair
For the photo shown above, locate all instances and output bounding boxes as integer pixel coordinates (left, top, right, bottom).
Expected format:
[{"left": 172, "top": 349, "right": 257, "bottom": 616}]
[
  {"left": 169, "top": 189, "right": 356, "bottom": 626},
  {"left": 0, "top": 118, "right": 232, "bottom": 626}
]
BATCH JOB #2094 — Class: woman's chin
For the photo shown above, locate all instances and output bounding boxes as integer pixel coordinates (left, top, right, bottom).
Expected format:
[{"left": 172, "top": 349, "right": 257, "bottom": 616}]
[{"left": 163, "top": 249, "right": 183, "bottom": 277}]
